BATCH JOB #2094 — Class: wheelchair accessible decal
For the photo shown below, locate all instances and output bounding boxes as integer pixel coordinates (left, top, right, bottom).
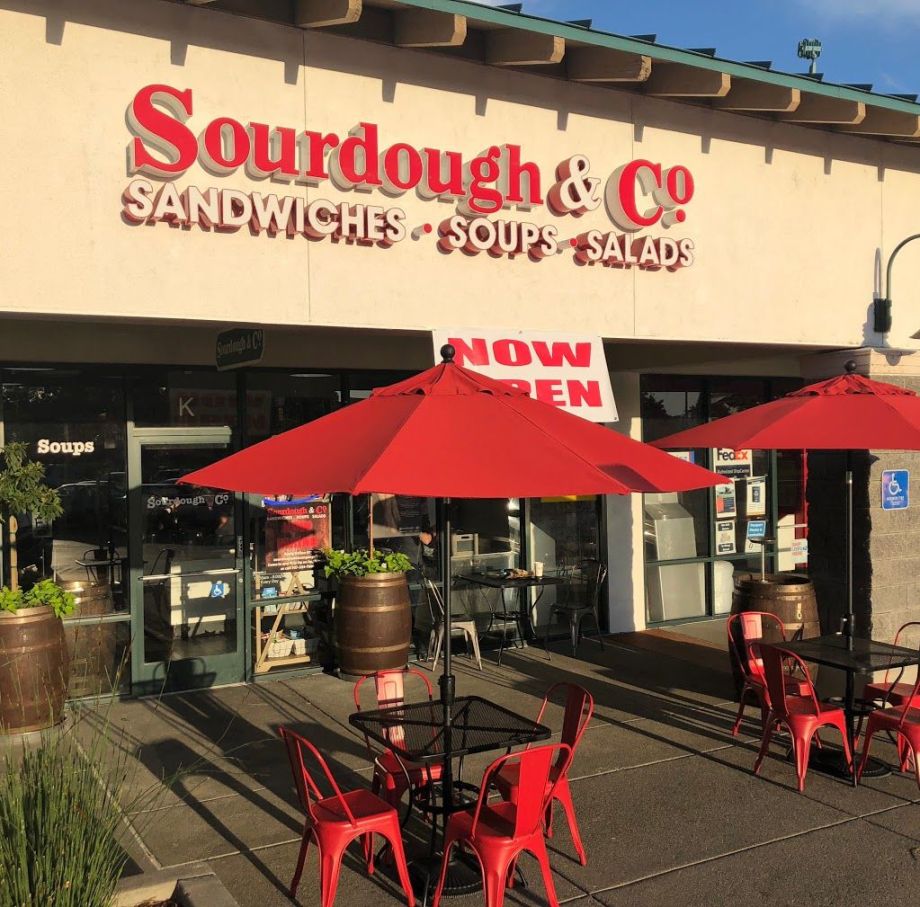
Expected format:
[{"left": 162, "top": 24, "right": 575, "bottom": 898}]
[{"left": 881, "top": 469, "right": 909, "bottom": 511}]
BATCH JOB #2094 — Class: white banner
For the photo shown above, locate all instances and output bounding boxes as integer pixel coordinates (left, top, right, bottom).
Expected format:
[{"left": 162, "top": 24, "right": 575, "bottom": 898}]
[{"left": 431, "top": 329, "right": 617, "bottom": 422}]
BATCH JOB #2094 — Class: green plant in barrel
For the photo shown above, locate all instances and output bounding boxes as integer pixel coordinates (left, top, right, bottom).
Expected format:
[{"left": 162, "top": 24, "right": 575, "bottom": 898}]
[
  {"left": 0, "top": 441, "right": 63, "bottom": 592},
  {"left": 0, "top": 443, "right": 73, "bottom": 735},
  {"left": 323, "top": 548, "right": 415, "bottom": 675},
  {"left": 322, "top": 548, "right": 413, "bottom": 579}
]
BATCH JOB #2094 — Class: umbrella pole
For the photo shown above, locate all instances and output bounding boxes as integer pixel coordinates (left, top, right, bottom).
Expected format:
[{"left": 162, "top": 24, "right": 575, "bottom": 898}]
[
  {"left": 845, "top": 452, "right": 854, "bottom": 649},
  {"left": 439, "top": 497, "right": 455, "bottom": 816}
]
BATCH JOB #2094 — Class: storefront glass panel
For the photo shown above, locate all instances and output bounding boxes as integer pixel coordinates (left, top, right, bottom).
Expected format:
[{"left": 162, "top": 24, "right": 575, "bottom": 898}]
[
  {"left": 528, "top": 496, "right": 603, "bottom": 631},
  {"left": 132, "top": 370, "right": 239, "bottom": 429},
  {"left": 641, "top": 375, "right": 805, "bottom": 625},
  {"left": 131, "top": 433, "right": 243, "bottom": 691}
]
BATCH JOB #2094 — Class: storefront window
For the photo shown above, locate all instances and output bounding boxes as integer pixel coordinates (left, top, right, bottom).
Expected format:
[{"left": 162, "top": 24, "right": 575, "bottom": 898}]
[
  {"left": 2, "top": 370, "right": 130, "bottom": 694},
  {"left": 132, "top": 370, "right": 239, "bottom": 429},
  {"left": 641, "top": 374, "right": 805, "bottom": 625},
  {"left": 244, "top": 373, "right": 341, "bottom": 443},
  {"left": 2, "top": 371, "right": 127, "bottom": 600},
  {"left": 529, "top": 496, "right": 602, "bottom": 629}
]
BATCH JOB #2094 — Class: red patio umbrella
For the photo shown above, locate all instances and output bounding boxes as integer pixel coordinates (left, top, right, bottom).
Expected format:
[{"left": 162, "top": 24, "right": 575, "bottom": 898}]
[
  {"left": 182, "top": 351, "right": 726, "bottom": 499},
  {"left": 652, "top": 362, "right": 920, "bottom": 645},
  {"left": 180, "top": 345, "right": 725, "bottom": 827}
]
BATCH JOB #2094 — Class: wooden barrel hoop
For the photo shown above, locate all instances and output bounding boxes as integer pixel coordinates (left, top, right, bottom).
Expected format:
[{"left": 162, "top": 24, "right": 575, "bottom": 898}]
[
  {"left": 335, "top": 573, "right": 412, "bottom": 676},
  {"left": 0, "top": 606, "right": 68, "bottom": 735}
]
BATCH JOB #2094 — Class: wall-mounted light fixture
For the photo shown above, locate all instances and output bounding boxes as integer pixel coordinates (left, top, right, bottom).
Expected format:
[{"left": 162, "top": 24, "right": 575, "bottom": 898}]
[{"left": 874, "top": 233, "right": 920, "bottom": 335}]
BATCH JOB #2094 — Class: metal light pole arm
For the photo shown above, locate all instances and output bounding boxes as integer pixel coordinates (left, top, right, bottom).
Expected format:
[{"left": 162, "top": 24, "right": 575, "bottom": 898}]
[{"left": 885, "top": 233, "right": 920, "bottom": 305}]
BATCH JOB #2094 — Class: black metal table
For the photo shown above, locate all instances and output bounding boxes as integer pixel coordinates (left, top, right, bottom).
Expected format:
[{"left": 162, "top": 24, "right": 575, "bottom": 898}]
[
  {"left": 349, "top": 695, "right": 551, "bottom": 902},
  {"left": 458, "top": 573, "right": 565, "bottom": 665},
  {"left": 778, "top": 635, "right": 920, "bottom": 786}
]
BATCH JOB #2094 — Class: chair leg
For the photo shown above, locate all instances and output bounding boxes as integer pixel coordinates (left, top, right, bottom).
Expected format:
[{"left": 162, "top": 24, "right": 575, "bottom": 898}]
[
  {"left": 363, "top": 833, "right": 375, "bottom": 875},
  {"left": 556, "top": 781, "right": 587, "bottom": 866},
  {"left": 533, "top": 837, "right": 561, "bottom": 907},
  {"left": 432, "top": 838, "right": 457, "bottom": 907},
  {"left": 289, "top": 825, "right": 312, "bottom": 899},
  {"left": 731, "top": 685, "right": 750, "bottom": 738},
  {"left": 835, "top": 720, "right": 854, "bottom": 776},
  {"left": 857, "top": 724, "right": 878, "bottom": 782},
  {"left": 482, "top": 855, "right": 515, "bottom": 907},
  {"left": 468, "top": 629, "right": 483, "bottom": 671},
  {"left": 570, "top": 614, "right": 579, "bottom": 657},
  {"left": 431, "top": 626, "right": 444, "bottom": 673},
  {"left": 320, "top": 845, "right": 346, "bottom": 907},
  {"left": 753, "top": 716, "right": 775, "bottom": 775},
  {"left": 384, "top": 816, "right": 416, "bottom": 907},
  {"left": 795, "top": 732, "right": 814, "bottom": 792},
  {"left": 587, "top": 611, "right": 605, "bottom": 649}
]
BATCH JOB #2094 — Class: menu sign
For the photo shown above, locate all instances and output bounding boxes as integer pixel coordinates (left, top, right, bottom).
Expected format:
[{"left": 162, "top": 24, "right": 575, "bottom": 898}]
[{"left": 260, "top": 496, "right": 330, "bottom": 595}]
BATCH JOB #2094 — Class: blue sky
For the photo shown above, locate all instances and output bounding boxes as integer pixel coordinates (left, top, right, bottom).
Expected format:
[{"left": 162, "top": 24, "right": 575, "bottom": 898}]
[{"left": 472, "top": 1, "right": 920, "bottom": 96}]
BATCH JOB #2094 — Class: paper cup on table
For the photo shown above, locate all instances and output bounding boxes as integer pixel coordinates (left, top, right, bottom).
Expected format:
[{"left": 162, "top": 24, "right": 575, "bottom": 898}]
[{"left": 534, "top": 561, "right": 544, "bottom": 577}]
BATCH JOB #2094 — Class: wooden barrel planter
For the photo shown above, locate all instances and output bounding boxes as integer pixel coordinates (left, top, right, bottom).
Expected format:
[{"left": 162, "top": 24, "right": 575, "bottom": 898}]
[
  {"left": 335, "top": 573, "right": 411, "bottom": 676},
  {"left": 729, "top": 573, "right": 820, "bottom": 695},
  {"left": 60, "top": 582, "right": 118, "bottom": 698},
  {"left": 0, "top": 606, "right": 69, "bottom": 735}
]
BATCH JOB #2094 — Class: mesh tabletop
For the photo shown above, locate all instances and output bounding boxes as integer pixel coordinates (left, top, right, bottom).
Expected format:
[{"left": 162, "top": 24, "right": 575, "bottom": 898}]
[
  {"left": 778, "top": 635, "right": 920, "bottom": 674},
  {"left": 458, "top": 574, "right": 565, "bottom": 589},
  {"left": 349, "top": 695, "right": 551, "bottom": 763}
]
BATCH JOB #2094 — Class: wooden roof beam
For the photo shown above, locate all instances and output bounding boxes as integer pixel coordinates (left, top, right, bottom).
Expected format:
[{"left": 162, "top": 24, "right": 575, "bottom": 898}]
[
  {"left": 836, "top": 108, "right": 920, "bottom": 138},
  {"left": 395, "top": 10, "right": 466, "bottom": 48},
  {"left": 644, "top": 63, "right": 730, "bottom": 98},
  {"left": 486, "top": 30, "right": 565, "bottom": 66},
  {"left": 778, "top": 94, "right": 865, "bottom": 124},
  {"left": 566, "top": 47, "right": 651, "bottom": 82},
  {"left": 713, "top": 79, "right": 800, "bottom": 113},
  {"left": 294, "top": 0, "right": 362, "bottom": 29}
]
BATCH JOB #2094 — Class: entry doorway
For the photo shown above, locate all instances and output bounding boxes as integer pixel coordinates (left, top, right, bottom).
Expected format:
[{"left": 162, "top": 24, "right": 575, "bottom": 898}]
[{"left": 128, "top": 429, "right": 244, "bottom": 694}]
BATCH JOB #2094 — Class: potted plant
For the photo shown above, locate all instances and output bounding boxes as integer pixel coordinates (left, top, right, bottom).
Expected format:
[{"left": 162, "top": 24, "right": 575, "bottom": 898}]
[
  {"left": 323, "top": 548, "right": 414, "bottom": 676},
  {"left": 0, "top": 442, "right": 71, "bottom": 734}
]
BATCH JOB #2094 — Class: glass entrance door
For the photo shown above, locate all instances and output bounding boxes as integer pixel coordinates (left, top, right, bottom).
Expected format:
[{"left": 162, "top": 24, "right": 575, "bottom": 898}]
[{"left": 129, "top": 429, "right": 243, "bottom": 693}]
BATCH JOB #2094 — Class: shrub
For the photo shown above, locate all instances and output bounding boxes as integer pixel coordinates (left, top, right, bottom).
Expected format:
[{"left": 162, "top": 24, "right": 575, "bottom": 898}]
[{"left": 322, "top": 548, "right": 414, "bottom": 579}]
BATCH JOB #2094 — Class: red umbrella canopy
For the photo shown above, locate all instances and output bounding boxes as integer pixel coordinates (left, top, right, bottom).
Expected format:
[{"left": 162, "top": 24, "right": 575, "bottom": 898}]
[
  {"left": 180, "top": 356, "right": 725, "bottom": 497},
  {"left": 652, "top": 371, "right": 920, "bottom": 452}
]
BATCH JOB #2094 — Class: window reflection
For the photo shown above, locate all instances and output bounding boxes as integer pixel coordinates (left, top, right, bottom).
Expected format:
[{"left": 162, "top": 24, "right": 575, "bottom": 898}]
[{"left": 2, "top": 373, "right": 127, "bottom": 607}]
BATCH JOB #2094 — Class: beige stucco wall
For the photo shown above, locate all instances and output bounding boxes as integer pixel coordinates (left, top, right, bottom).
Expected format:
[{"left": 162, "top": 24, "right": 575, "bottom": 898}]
[{"left": 3, "top": 0, "right": 920, "bottom": 350}]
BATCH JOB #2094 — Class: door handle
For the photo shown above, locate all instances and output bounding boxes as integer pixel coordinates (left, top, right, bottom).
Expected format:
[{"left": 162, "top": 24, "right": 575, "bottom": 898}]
[{"left": 143, "top": 568, "right": 242, "bottom": 581}]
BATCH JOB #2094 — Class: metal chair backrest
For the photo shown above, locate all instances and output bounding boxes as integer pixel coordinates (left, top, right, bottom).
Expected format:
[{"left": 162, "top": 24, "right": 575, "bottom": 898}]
[
  {"left": 353, "top": 668, "right": 433, "bottom": 752},
  {"left": 583, "top": 560, "right": 607, "bottom": 613},
  {"left": 897, "top": 665, "right": 920, "bottom": 731},
  {"left": 473, "top": 743, "right": 571, "bottom": 839},
  {"left": 727, "top": 611, "right": 786, "bottom": 685},
  {"left": 883, "top": 621, "right": 920, "bottom": 686},
  {"left": 422, "top": 576, "right": 445, "bottom": 624},
  {"left": 760, "top": 645, "right": 820, "bottom": 721},
  {"left": 528, "top": 683, "right": 593, "bottom": 773},
  {"left": 279, "top": 726, "right": 357, "bottom": 827}
]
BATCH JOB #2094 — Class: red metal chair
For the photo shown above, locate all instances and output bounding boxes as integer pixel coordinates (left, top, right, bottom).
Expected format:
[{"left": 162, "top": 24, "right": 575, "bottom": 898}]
[
  {"left": 863, "top": 622, "right": 920, "bottom": 708},
  {"left": 858, "top": 670, "right": 920, "bottom": 788},
  {"left": 353, "top": 668, "right": 443, "bottom": 812},
  {"left": 432, "top": 743, "right": 571, "bottom": 907},
  {"left": 727, "top": 611, "right": 810, "bottom": 737},
  {"left": 493, "top": 682, "right": 593, "bottom": 865},
  {"left": 278, "top": 726, "right": 415, "bottom": 907},
  {"left": 753, "top": 645, "right": 853, "bottom": 791}
]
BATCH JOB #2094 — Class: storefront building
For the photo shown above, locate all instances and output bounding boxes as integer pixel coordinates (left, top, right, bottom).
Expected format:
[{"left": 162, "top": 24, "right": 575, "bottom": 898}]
[{"left": 2, "top": 0, "right": 919, "bottom": 695}]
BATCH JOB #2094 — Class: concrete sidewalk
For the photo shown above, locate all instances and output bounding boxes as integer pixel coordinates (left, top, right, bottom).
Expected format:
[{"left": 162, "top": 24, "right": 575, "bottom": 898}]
[{"left": 91, "top": 636, "right": 920, "bottom": 906}]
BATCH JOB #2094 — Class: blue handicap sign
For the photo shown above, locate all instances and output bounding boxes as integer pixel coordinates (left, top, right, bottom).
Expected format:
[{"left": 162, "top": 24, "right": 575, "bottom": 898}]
[{"left": 882, "top": 469, "right": 909, "bottom": 511}]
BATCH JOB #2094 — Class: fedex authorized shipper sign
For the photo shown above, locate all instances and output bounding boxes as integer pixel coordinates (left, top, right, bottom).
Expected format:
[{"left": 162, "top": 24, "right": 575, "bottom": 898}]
[{"left": 431, "top": 330, "right": 618, "bottom": 423}]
